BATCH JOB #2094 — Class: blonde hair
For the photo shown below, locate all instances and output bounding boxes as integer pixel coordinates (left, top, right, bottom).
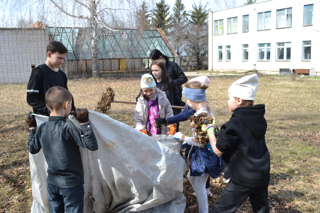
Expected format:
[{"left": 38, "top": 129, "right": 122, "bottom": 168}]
[{"left": 184, "top": 81, "right": 215, "bottom": 117}]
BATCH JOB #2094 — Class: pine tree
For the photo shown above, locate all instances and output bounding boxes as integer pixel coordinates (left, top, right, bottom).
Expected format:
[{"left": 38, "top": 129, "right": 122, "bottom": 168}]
[
  {"left": 152, "top": 0, "right": 172, "bottom": 34},
  {"left": 135, "top": 1, "right": 152, "bottom": 30},
  {"left": 186, "top": 3, "right": 210, "bottom": 67},
  {"left": 170, "top": 0, "right": 188, "bottom": 56}
]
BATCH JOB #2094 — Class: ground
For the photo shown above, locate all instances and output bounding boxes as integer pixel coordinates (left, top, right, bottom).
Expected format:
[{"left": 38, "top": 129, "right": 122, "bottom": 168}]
[{"left": 0, "top": 73, "right": 319, "bottom": 212}]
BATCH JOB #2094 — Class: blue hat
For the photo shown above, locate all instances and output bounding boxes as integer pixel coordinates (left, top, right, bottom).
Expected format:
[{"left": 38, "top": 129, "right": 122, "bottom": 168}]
[{"left": 141, "top": 74, "right": 156, "bottom": 88}]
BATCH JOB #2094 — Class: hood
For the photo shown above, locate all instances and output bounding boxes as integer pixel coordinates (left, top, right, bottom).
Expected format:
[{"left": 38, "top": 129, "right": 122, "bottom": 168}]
[{"left": 232, "top": 104, "right": 267, "bottom": 140}]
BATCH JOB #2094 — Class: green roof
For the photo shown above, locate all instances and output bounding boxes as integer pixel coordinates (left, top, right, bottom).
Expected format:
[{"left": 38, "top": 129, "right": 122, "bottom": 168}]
[{"left": 49, "top": 27, "right": 174, "bottom": 60}]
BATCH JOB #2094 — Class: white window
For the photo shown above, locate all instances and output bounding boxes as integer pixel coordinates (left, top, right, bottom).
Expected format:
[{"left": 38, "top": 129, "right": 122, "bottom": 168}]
[
  {"left": 258, "top": 11, "right": 271, "bottom": 31},
  {"left": 214, "top": 20, "right": 224, "bottom": 35},
  {"left": 276, "top": 42, "right": 291, "bottom": 60},
  {"left": 243, "top": 15, "right": 249, "bottom": 33},
  {"left": 276, "top": 8, "right": 292, "bottom": 28},
  {"left": 218, "top": 46, "right": 223, "bottom": 61},
  {"left": 243, "top": 44, "right": 249, "bottom": 61},
  {"left": 258, "top": 43, "right": 271, "bottom": 61},
  {"left": 304, "top": 4, "right": 313, "bottom": 26},
  {"left": 302, "top": 41, "right": 311, "bottom": 60},
  {"left": 226, "top": 45, "right": 231, "bottom": 61},
  {"left": 227, "top": 17, "right": 238, "bottom": 34}
]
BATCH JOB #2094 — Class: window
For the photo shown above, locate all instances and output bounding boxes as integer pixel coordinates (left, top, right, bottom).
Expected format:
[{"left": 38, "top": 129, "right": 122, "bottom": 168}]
[
  {"left": 276, "top": 42, "right": 291, "bottom": 60},
  {"left": 214, "top": 20, "right": 224, "bottom": 35},
  {"left": 243, "top": 44, "right": 249, "bottom": 61},
  {"left": 302, "top": 41, "right": 311, "bottom": 60},
  {"left": 276, "top": 8, "right": 292, "bottom": 28},
  {"left": 304, "top": 4, "right": 313, "bottom": 26},
  {"left": 218, "top": 46, "right": 223, "bottom": 61},
  {"left": 257, "top": 11, "right": 271, "bottom": 30},
  {"left": 227, "top": 17, "right": 238, "bottom": 34},
  {"left": 243, "top": 15, "right": 249, "bottom": 32},
  {"left": 226, "top": 45, "right": 231, "bottom": 61},
  {"left": 258, "top": 43, "right": 271, "bottom": 61}
]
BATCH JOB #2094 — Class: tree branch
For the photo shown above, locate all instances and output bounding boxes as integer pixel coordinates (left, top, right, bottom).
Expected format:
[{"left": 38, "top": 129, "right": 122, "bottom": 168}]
[
  {"left": 74, "top": 0, "right": 89, "bottom": 10},
  {"left": 48, "top": 0, "right": 89, "bottom": 19}
]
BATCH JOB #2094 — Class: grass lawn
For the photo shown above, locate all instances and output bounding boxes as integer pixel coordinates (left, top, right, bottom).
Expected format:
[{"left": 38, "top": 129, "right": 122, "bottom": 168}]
[{"left": 0, "top": 74, "right": 319, "bottom": 212}]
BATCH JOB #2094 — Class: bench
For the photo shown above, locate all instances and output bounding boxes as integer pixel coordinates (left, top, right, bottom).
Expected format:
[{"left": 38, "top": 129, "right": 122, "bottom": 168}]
[{"left": 294, "top": 69, "right": 310, "bottom": 75}]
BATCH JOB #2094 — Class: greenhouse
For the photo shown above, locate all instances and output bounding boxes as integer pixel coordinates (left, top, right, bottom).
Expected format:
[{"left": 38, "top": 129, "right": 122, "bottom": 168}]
[{"left": 48, "top": 27, "right": 176, "bottom": 76}]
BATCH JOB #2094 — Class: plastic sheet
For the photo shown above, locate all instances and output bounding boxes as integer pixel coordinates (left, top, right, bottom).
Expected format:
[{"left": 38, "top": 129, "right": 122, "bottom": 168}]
[{"left": 29, "top": 111, "right": 186, "bottom": 212}]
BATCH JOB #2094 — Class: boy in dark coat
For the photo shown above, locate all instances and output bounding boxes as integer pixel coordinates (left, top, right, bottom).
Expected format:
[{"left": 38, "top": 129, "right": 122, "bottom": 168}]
[
  {"left": 27, "top": 41, "right": 75, "bottom": 115},
  {"left": 210, "top": 74, "right": 270, "bottom": 213}
]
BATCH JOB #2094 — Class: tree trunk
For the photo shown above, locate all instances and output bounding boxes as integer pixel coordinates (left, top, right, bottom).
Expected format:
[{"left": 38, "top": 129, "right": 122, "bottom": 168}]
[{"left": 90, "top": 0, "right": 100, "bottom": 78}]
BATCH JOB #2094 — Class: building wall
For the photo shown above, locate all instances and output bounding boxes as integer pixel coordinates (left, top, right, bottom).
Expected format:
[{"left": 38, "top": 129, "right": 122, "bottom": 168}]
[
  {"left": 0, "top": 28, "right": 48, "bottom": 84},
  {"left": 208, "top": 0, "right": 320, "bottom": 75}
]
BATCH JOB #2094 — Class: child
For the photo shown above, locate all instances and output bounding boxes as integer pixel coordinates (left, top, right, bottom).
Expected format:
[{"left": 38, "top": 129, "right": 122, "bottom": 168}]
[
  {"left": 174, "top": 78, "right": 224, "bottom": 213},
  {"left": 210, "top": 74, "right": 270, "bottom": 213},
  {"left": 26, "top": 86, "right": 98, "bottom": 213},
  {"left": 27, "top": 41, "right": 75, "bottom": 116},
  {"left": 134, "top": 73, "right": 173, "bottom": 135}
]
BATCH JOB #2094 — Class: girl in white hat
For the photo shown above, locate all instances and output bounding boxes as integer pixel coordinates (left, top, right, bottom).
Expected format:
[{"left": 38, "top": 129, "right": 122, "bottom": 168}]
[{"left": 134, "top": 74, "right": 174, "bottom": 135}]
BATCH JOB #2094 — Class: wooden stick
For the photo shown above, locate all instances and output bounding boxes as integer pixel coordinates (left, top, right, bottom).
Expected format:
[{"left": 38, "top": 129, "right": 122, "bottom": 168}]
[{"left": 113, "top": 100, "right": 185, "bottom": 109}]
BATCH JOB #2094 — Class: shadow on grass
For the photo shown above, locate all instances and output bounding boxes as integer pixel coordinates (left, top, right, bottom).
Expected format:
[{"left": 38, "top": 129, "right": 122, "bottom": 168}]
[{"left": 270, "top": 173, "right": 293, "bottom": 185}]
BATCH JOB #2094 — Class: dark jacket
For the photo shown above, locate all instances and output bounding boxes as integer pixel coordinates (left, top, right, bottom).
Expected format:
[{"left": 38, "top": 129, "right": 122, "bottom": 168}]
[
  {"left": 216, "top": 104, "right": 270, "bottom": 188},
  {"left": 163, "top": 78, "right": 185, "bottom": 115},
  {"left": 165, "top": 60, "right": 188, "bottom": 96},
  {"left": 167, "top": 105, "right": 196, "bottom": 124},
  {"left": 28, "top": 116, "right": 98, "bottom": 188},
  {"left": 27, "top": 64, "right": 75, "bottom": 115}
]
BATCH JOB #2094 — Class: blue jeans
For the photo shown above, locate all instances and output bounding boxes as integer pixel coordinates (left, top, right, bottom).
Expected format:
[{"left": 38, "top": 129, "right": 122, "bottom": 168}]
[{"left": 47, "top": 183, "right": 84, "bottom": 213}]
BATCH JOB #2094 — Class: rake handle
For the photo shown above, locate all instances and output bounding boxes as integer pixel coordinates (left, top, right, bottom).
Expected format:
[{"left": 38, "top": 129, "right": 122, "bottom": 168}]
[{"left": 113, "top": 100, "right": 185, "bottom": 109}]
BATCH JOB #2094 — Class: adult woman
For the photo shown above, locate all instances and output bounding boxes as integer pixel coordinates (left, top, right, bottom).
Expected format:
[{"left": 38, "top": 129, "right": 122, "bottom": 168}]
[
  {"left": 149, "top": 49, "right": 187, "bottom": 97},
  {"left": 150, "top": 59, "right": 185, "bottom": 131}
]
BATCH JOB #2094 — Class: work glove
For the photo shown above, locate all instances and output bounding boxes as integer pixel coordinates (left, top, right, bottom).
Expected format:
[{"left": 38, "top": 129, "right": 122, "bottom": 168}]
[
  {"left": 155, "top": 118, "right": 167, "bottom": 128},
  {"left": 72, "top": 108, "right": 89, "bottom": 123},
  {"left": 140, "top": 129, "right": 151, "bottom": 136},
  {"left": 25, "top": 112, "right": 37, "bottom": 128},
  {"left": 167, "top": 124, "right": 176, "bottom": 135},
  {"left": 173, "top": 132, "right": 184, "bottom": 142}
]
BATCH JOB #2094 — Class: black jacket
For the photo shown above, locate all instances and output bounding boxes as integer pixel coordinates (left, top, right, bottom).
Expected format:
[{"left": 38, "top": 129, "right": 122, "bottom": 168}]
[
  {"left": 165, "top": 60, "right": 188, "bottom": 96},
  {"left": 163, "top": 78, "right": 185, "bottom": 115},
  {"left": 216, "top": 104, "right": 270, "bottom": 187},
  {"left": 27, "top": 64, "right": 75, "bottom": 115}
]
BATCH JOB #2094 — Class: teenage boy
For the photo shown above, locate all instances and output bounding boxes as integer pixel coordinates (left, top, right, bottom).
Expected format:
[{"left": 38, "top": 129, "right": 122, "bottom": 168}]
[
  {"left": 27, "top": 41, "right": 75, "bottom": 116},
  {"left": 210, "top": 74, "right": 270, "bottom": 213},
  {"left": 26, "top": 86, "right": 98, "bottom": 213}
]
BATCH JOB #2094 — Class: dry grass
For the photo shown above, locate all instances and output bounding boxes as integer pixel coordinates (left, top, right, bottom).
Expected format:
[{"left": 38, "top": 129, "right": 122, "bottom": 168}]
[{"left": 0, "top": 74, "right": 320, "bottom": 212}]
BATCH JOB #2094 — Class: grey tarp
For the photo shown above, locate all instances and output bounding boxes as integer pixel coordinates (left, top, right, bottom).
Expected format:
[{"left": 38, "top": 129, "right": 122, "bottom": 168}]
[{"left": 29, "top": 111, "right": 186, "bottom": 213}]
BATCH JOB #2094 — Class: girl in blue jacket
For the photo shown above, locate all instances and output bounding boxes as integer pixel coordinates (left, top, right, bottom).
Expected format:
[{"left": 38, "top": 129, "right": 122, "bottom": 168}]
[{"left": 174, "top": 78, "right": 224, "bottom": 213}]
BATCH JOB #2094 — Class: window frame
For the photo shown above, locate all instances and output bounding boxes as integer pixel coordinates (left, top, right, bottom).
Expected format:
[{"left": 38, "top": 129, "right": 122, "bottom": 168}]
[
  {"left": 218, "top": 46, "right": 223, "bottom": 61},
  {"left": 276, "top": 42, "right": 291, "bottom": 61},
  {"left": 303, "top": 4, "right": 313, "bottom": 26},
  {"left": 257, "top": 11, "right": 271, "bottom": 31},
  {"left": 276, "top": 7, "right": 292, "bottom": 29},
  {"left": 227, "top": 17, "right": 238, "bottom": 34},
  {"left": 257, "top": 43, "right": 271, "bottom": 61},
  {"left": 302, "top": 40, "right": 311, "bottom": 60},
  {"left": 242, "top": 44, "right": 249, "bottom": 61},
  {"left": 214, "top": 19, "right": 224, "bottom": 36},
  {"left": 243, "top": 15, "right": 249, "bottom": 33},
  {"left": 226, "top": 45, "right": 231, "bottom": 61}
]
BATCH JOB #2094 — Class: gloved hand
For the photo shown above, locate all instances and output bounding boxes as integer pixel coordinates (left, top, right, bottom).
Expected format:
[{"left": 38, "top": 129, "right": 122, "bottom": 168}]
[
  {"left": 72, "top": 108, "right": 89, "bottom": 123},
  {"left": 140, "top": 129, "right": 152, "bottom": 136},
  {"left": 155, "top": 118, "right": 167, "bottom": 128},
  {"left": 173, "top": 132, "right": 184, "bottom": 142},
  {"left": 25, "top": 112, "right": 37, "bottom": 128},
  {"left": 167, "top": 124, "right": 176, "bottom": 135}
]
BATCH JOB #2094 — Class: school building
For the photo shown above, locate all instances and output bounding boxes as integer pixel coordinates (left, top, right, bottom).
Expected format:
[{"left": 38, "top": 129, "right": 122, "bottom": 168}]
[{"left": 208, "top": 0, "right": 319, "bottom": 75}]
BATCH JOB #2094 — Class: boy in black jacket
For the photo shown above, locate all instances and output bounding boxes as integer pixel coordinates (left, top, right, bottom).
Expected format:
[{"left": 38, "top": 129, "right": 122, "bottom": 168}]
[
  {"left": 210, "top": 74, "right": 270, "bottom": 213},
  {"left": 27, "top": 41, "right": 75, "bottom": 115}
]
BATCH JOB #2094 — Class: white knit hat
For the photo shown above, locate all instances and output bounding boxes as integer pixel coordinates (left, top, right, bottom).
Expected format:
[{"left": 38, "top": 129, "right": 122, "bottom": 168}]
[
  {"left": 228, "top": 74, "right": 258, "bottom": 100},
  {"left": 140, "top": 73, "right": 156, "bottom": 88},
  {"left": 190, "top": 76, "right": 210, "bottom": 85}
]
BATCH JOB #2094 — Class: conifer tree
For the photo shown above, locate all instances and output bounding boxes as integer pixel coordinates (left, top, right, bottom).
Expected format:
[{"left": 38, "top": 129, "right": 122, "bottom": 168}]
[
  {"left": 152, "top": 0, "right": 172, "bottom": 34},
  {"left": 135, "top": 1, "right": 152, "bottom": 30}
]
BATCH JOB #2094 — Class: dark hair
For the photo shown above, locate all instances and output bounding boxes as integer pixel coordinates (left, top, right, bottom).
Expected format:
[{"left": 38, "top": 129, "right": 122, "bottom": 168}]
[
  {"left": 149, "top": 49, "right": 168, "bottom": 61},
  {"left": 45, "top": 86, "right": 72, "bottom": 111},
  {"left": 47, "top": 41, "right": 68, "bottom": 54},
  {"left": 233, "top": 96, "right": 254, "bottom": 106},
  {"left": 150, "top": 59, "right": 171, "bottom": 91}
]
